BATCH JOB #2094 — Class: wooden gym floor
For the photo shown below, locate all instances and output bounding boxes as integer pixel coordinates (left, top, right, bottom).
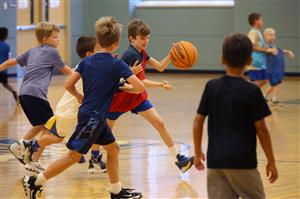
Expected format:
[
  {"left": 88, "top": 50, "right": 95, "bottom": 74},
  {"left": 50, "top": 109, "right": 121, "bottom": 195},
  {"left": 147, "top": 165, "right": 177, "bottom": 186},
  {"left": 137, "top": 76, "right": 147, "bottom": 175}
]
[{"left": 0, "top": 73, "right": 299, "bottom": 199}]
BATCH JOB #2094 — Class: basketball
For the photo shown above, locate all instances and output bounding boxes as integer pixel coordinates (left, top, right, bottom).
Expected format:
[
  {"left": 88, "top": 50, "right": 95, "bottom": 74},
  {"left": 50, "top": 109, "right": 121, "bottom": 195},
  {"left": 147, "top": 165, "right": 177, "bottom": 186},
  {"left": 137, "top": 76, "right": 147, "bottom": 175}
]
[{"left": 170, "top": 41, "right": 198, "bottom": 69}]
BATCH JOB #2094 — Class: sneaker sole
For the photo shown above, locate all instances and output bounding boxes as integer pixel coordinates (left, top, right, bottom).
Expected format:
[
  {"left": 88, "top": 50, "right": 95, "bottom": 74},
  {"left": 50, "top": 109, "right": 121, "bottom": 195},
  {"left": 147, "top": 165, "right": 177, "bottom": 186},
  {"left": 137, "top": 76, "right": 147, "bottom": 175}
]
[
  {"left": 22, "top": 176, "right": 31, "bottom": 198},
  {"left": 8, "top": 144, "right": 25, "bottom": 165},
  {"left": 88, "top": 168, "right": 107, "bottom": 173}
]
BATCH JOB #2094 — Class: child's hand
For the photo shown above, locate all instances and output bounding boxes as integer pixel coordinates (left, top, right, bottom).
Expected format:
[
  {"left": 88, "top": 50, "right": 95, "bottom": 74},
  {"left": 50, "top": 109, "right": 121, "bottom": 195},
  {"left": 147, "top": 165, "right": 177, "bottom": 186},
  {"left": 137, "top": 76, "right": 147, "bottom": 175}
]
[
  {"left": 162, "top": 81, "right": 172, "bottom": 90},
  {"left": 76, "top": 94, "right": 83, "bottom": 103},
  {"left": 119, "top": 82, "right": 134, "bottom": 92},
  {"left": 131, "top": 60, "right": 143, "bottom": 75},
  {"left": 266, "top": 48, "right": 278, "bottom": 55},
  {"left": 286, "top": 50, "right": 295, "bottom": 59},
  {"left": 194, "top": 152, "right": 205, "bottom": 171},
  {"left": 266, "top": 161, "right": 278, "bottom": 183}
]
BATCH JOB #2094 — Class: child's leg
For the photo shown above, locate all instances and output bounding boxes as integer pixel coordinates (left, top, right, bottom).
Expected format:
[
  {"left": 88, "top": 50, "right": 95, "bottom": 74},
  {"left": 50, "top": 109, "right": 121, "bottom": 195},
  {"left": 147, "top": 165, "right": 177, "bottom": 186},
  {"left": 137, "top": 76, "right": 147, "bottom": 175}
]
[
  {"left": 138, "top": 107, "right": 175, "bottom": 148},
  {"left": 223, "top": 169, "right": 265, "bottom": 199},
  {"left": 23, "top": 125, "right": 44, "bottom": 140},
  {"left": 265, "top": 86, "right": 274, "bottom": 98},
  {"left": 254, "top": 79, "right": 267, "bottom": 88},
  {"left": 102, "top": 141, "right": 120, "bottom": 184},
  {"left": 42, "top": 150, "right": 82, "bottom": 180}
]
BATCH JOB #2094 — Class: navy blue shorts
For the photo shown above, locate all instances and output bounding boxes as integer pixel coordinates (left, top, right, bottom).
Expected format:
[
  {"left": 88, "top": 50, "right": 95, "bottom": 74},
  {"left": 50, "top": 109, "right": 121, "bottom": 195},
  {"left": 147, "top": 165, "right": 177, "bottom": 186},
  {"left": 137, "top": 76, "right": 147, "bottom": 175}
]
[
  {"left": 66, "top": 111, "right": 116, "bottom": 154},
  {"left": 266, "top": 72, "right": 283, "bottom": 86},
  {"left": 19, "top": 95, "right": 54, "bottom": 126},
  {"left": 248, "top": 70, "right": 267, "bottom": 81},
  {"left": 107, "top": 100, "right": 153, "bottom": 120},
  {"left": 0, "top": 73, "right": 8, "bottom": 84}
]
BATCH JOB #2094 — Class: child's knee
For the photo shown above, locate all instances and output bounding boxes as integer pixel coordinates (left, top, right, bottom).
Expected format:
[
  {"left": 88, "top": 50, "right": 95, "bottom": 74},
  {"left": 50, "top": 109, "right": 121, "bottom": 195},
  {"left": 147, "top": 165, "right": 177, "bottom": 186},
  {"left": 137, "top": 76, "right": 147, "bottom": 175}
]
[
  {"left": 153, "top": 117, "right": 165, "bottom": 129},
  {"left": 104, "top": 142, "right": 120, "bottom": 155},
  {"left": 67, "top": 151, "right": 82, "bottom": 163}
]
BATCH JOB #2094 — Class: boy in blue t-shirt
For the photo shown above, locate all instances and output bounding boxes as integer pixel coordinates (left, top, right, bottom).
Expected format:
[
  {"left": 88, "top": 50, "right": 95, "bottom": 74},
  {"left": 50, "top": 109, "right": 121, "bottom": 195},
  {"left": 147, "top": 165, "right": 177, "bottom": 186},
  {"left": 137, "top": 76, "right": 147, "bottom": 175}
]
[
  {"left": 193, "top": 34, "right": 278, "bottom": 199},
  {"left": 247, "top": 12, "right": 278, "bottom": 88},
  {"left": 0, "top": 27, "right": 18, "bottom": 102},
  {"left": 263, "top": 28, "right": 295, "bottom": 106},
  {"left": 22, "top": 16, "right": 145, "bottom": 199}
]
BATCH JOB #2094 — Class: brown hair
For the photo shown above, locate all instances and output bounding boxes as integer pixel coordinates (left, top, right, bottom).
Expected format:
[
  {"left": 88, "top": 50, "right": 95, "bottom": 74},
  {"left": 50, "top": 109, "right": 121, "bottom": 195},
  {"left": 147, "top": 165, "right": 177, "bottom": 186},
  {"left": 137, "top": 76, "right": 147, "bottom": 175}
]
[
  {"left": 222, "top": 33, "right": 253, "bottom": 68},
  {"left": 35, "top": 22, "right": 59, "bottom": 43},
  {"left": 76, "top": 36, "right": 97, "bottom": 58},
  {"left": 248, "top": 12, "right": 262, "bottom": 26},
  {"left": 128, "top": 19, "right": 150, "bottom": 41},
  {"left": 94, "top": 16, "right": 123, "bottom": 48}
]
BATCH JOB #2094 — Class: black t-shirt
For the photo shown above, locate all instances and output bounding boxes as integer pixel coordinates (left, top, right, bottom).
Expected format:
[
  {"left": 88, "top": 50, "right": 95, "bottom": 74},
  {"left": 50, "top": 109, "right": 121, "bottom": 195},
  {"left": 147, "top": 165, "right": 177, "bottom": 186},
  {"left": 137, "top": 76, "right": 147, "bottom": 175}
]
[{"left": 197, "top": 75, "right": 271, "bottom": 169}]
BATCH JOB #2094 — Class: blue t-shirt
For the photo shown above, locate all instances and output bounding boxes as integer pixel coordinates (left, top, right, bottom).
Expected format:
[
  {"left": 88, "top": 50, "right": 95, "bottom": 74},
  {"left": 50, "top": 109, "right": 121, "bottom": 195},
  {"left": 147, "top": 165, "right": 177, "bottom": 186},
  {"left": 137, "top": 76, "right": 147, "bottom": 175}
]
[
  {"left": 76, "top": 52, "right": 133, "bottom": 121},
  {"left": 0, "top": 41, "right": 10, "bottom": 74},
  {"left": 16, "top": 44, "right": 65, "bottom": 101}
]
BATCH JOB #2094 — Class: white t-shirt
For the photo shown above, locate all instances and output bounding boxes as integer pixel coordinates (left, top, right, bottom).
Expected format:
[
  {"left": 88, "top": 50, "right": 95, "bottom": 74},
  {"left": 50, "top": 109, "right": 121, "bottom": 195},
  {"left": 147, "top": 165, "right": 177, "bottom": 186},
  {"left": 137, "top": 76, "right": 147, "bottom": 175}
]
[{"left": 55, "top": 70, "right": 83, "bottom": 119}]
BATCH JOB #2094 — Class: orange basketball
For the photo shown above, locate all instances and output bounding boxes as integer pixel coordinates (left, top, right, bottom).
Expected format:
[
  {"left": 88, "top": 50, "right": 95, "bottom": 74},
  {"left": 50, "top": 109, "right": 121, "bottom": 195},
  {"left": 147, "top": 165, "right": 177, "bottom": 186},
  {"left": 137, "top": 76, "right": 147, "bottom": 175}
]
[{"left": 170, "top": 41, "right": 198, "bottom": 69}]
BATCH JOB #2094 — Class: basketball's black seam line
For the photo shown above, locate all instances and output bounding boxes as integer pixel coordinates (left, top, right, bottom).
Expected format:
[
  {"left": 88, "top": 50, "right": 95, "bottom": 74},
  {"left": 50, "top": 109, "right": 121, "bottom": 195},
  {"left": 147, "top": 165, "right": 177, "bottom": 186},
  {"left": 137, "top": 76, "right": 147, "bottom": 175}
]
[
  {"left": 179, "top": 42, "right": 191, "bottom": 65},
  {"left": 172, "top": 46, "right": 190, "bottom": 68}
]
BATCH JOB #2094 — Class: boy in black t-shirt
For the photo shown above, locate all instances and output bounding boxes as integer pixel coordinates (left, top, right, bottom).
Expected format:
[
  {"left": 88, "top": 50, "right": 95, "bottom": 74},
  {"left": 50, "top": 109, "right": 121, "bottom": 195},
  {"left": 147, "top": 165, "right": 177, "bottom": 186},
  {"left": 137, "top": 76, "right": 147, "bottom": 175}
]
[{"left": 193, "top": 33, "right": 278, "bottom": 199}]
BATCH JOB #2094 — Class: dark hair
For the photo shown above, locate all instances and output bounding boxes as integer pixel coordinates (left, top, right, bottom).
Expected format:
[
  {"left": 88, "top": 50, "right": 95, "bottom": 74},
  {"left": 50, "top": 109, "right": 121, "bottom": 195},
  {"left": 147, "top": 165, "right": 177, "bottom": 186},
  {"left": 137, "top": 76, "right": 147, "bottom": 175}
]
[
  {"left": 0, "top": 27, "right": 8, "bottom": 41},
  {"left": 76, "top": 36, "right": 97, "bottom": 58},
  {"left": 222, "top": 33, "right": 253, "bottom": 68},
  {"left": 128, "top": 19, "right": 150, "bottom": 41},
  {"left": 248, "top": 12, "right": 262, "bottom": 26}
]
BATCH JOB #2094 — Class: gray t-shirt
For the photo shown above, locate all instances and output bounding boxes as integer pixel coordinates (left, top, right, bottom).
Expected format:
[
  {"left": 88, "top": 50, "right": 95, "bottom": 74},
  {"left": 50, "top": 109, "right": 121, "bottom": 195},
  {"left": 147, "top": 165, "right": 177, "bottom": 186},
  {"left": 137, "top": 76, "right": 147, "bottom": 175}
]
[{"left": 16, "top": 44, "right": 65, "bottom": 101}]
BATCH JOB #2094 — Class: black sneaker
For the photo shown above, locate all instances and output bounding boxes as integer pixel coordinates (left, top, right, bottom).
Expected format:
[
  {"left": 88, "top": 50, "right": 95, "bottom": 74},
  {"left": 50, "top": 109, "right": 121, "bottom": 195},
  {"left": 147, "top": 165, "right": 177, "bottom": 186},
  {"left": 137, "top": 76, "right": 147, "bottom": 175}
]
[
  {"left": 88, "top": 154, "right": 107, "bottom": 173},
  {"left": 175, "top": 154, "right": 194, "bottom": 173},
  {"left": 22, "top": 176, "right": 43, "bottom": 199},
  {"left": 110, "top": 188, "right": 142, "bottom": 199}
]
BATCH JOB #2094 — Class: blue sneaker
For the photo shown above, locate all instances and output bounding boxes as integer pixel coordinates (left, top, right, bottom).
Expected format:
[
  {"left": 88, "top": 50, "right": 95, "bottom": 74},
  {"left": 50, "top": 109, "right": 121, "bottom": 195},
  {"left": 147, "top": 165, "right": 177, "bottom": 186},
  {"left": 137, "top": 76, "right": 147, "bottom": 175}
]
[
  {"left": 175, "top": 154, "right": 194, "bottom": 173},
  {"left": 22, "top": 175, "right": 43, "bottom": 199}
]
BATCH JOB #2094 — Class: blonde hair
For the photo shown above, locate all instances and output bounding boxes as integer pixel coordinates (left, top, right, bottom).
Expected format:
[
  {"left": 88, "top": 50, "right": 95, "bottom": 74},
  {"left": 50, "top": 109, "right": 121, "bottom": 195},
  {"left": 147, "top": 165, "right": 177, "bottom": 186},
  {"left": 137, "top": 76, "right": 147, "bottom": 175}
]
[
  {"left": 35, "top": 22, "right": 59, "bottom": 43},
  {"left": 95, "top": 16, "right": 123, "bottom": 48},
  {"left": 264, "top": 27, "right": 276, "bottom": 36}
]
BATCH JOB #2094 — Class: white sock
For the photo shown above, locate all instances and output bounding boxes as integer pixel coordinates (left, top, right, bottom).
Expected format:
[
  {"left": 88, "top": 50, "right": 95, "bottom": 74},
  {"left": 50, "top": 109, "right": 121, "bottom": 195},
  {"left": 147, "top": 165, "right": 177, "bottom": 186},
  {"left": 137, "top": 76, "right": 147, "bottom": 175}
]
[
  {"left": 110, "top": 181, "right": 122, "bottom": 194},
  {"left": 169, "top": 145, "right": 179, "bottom": 161},
  {"left": 35, "top": 173, "right": 47, "bottom": 186}
]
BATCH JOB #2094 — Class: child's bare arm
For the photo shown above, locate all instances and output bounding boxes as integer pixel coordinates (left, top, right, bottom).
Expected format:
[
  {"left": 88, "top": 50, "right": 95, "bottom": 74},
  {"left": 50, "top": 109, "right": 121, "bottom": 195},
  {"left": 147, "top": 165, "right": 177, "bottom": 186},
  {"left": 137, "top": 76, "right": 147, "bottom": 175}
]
[
  {"left": 59, "top": 65, "right": 73, "bottom": 76},
  {"left": 0, "top": 58, "right": 18, "bottom": 71},
  {"left": 64, "top": 71, "right": 83, "bottom": 103},
  {"left": 142, "top": 79, "right": 172, "bottom": 90},
  {"left": 256, "top": 119, "right": 278, "bottom": 183},
  {"left": 283, "top": 49, "right": 295, "bottom": 59},
  {"left": 120, "top": 75, "right": 145, "bottom": 94},
  {"left": 147, "top": 53, "right": 171, "bottom": 72},
  {"left": 193, "top": 114, "right": 206, "bottom": 171}
]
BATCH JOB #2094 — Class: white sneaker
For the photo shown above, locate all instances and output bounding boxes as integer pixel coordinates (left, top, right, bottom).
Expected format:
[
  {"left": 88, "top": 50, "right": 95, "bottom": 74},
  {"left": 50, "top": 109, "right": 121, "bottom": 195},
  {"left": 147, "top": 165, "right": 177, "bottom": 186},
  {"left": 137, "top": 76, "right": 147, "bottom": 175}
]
[
  {"left": 8, "top": 140, "right": 25, "bottom": 165},
  {"left": 24, "top": 161, "right": 45, "bottom": 173},
  {"left": 271, "top": 97, "right": 283, "bottom": 107}
]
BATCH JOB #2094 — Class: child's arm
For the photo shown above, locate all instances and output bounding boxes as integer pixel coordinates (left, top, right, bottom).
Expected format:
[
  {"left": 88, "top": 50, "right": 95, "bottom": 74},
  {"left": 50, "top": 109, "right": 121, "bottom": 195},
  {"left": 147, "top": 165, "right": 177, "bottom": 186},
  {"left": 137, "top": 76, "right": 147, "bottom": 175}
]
[
  {"left": 142, "top": 79, "right": 172, "bottom": 90},
  {"left": 0, "top": 58, "right": 18, "bottom": 71},
  {"left": 256, "top": 119, "right": 278, "bottom": 183},
  {"left": 283, "top": 49, "right": 295, "bottom": 59},
  {"left": 147, "top": 53, "right": 171, "bottom": 72},
  {"left": 193, "top": 113, "right": 206, "bottom": 171},
  {"left": 120, "top": 75, "right": 145, "bottom": 94},
  {"left": 64, "top": 71, "right": 83, "bottom": 103},
  {"left": 59, "top": 65, "right": 74, "bottom": 76}
]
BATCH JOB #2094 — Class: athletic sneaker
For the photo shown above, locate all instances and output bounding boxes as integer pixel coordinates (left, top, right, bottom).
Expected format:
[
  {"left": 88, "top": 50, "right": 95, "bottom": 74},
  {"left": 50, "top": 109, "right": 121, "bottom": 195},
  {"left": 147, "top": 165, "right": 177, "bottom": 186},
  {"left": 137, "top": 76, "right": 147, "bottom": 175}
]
[
  {"left": 8, "top": 140, "right": 25, "bottom": 165},
  {"left": 22, "top": 176, "right": 43, "bottom": 199},
  {"left": 22, "top": 140, "right": 38, "bottom": 164},
  {"left": 88, "top": 154, "right": 107, "bottom": 173},
  {"left": 24, "top": 161, "right": 45, "bottom": 173},
  {"left": 271, "top": 97, "right": 283, "bottom": 107},
  {"left": 110, "top": 188, "right": 142, "bottom": 199},
  {"left": 175, "top": 154, "right": 194, "bottom": 173}
]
